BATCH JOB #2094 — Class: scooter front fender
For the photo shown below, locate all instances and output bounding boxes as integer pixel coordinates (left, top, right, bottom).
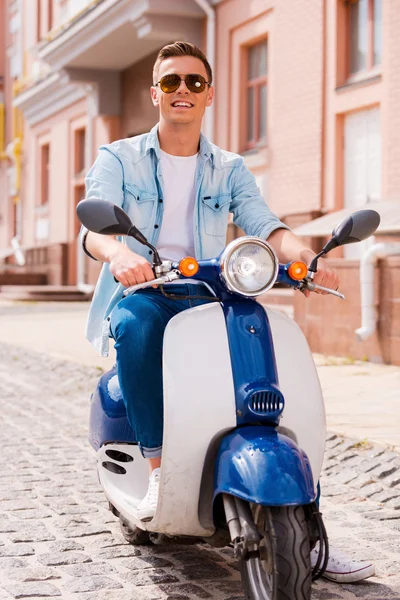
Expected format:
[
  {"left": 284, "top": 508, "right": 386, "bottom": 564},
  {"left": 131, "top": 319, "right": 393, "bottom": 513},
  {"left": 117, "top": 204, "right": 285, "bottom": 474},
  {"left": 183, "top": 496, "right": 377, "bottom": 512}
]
[{"left": 214, "top": 426, "right": 316, "bottom": 506}]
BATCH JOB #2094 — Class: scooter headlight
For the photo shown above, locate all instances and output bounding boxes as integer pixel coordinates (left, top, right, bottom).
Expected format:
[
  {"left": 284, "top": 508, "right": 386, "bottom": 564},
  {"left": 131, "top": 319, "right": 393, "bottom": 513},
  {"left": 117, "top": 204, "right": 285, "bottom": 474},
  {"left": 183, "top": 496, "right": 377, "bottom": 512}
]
[{"left": 219, "top": 237, "right": 279, "bottom": 297}]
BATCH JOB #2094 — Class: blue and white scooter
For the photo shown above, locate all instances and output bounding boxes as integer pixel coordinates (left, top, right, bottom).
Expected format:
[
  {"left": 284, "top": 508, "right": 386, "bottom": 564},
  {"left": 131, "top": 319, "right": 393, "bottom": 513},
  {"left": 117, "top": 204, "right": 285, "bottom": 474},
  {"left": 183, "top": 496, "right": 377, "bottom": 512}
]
[{"left": 77, "top": 200, "right": 380, "bottom": 600}]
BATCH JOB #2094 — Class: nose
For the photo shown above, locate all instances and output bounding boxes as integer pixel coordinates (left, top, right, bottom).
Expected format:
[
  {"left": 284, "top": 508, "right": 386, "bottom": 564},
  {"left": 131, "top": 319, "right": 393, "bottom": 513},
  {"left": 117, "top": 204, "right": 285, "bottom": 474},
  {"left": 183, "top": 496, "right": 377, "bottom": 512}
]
[{"left": 176, "top": 77, "right": 190, "bottom": 94}]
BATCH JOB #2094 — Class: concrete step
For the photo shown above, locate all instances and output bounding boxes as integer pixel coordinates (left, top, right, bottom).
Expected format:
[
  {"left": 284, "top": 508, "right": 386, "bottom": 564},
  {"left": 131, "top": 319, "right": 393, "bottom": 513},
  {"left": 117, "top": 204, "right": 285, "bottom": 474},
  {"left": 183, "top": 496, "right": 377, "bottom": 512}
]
[{"left": 0, "top": 285, "right": 92, "bottom": 302}]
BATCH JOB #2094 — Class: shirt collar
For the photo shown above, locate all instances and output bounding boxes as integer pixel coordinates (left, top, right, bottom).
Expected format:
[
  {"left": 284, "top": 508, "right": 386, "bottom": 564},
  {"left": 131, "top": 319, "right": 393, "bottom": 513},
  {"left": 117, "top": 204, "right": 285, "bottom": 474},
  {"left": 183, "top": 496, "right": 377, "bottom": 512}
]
[{"left": 146, "top": 123, "right": 213, "bottom": 161}]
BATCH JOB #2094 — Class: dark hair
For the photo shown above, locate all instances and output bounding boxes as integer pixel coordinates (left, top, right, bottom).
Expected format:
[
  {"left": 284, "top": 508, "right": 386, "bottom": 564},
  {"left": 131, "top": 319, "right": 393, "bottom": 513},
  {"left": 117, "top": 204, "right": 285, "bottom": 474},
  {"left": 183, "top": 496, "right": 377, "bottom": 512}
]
[{"left": 153, "top": 41, "right": 213, "bottom": 85}]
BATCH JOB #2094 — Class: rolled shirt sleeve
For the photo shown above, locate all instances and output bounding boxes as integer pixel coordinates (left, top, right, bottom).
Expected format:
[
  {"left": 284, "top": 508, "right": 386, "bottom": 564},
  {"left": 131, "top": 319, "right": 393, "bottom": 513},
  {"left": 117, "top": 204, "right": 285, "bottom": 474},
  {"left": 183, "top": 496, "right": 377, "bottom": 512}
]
[
  {"left": 230, "top": 158, "right": 290, "bottom": 240},
  {"left": 80, "top": 147, "right": 125, "bottom": 260}
]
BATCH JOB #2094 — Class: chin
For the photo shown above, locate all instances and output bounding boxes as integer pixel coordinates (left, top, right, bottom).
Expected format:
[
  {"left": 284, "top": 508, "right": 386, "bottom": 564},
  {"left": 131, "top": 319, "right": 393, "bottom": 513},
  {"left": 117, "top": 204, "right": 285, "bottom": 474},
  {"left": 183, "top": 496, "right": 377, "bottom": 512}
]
[{"left": 168, "top": 115, "right": 194, "bottom": 125}]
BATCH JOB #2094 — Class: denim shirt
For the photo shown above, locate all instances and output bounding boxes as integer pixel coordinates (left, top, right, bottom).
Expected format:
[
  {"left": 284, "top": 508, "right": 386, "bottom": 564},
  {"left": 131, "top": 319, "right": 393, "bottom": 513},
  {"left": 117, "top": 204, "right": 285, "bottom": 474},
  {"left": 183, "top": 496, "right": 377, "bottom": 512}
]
[{"left": 83, "top": 124, "right": 289, "bottom": 356}]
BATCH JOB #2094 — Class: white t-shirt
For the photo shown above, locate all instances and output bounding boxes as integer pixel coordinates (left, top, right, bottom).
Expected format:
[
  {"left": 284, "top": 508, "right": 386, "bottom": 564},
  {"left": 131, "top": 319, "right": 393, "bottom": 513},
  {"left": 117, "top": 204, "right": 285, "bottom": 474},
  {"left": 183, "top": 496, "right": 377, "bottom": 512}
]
[{"left": 157, "top": 149, "right": 198, "bottom": 262}]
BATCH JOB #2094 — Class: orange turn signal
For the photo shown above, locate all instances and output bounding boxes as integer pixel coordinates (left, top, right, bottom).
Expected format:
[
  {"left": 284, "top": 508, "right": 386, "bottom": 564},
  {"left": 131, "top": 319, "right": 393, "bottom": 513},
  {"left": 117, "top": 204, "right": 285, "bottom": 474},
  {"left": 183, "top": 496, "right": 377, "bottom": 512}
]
[
  {"left": 288, "top": 261, "right": 308, "bottom": 281},
  {"left": 179, "top": 256, "right": 199, "bottom": 277}
]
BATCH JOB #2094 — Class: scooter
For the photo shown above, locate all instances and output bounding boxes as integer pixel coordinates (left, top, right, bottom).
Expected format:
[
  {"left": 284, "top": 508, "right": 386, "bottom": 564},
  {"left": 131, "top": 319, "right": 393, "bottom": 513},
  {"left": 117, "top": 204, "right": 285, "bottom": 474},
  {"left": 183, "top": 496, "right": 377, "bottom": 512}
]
[{"left": 77, "top": 199, "right": 380, "bottom": 600}]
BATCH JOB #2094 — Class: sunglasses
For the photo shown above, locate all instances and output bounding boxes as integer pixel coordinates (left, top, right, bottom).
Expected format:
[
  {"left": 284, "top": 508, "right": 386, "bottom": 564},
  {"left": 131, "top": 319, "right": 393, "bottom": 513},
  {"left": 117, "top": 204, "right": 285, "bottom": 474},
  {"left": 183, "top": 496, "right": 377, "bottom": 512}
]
[{"left": 155, "top": 73, "right": 211, "bottom": 94}]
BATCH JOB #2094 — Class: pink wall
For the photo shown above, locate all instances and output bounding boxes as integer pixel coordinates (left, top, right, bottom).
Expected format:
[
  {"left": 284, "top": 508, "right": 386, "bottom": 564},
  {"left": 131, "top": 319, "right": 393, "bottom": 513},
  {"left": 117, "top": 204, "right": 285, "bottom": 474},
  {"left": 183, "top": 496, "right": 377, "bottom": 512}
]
[
  {"left": 215, "top": 0, "right": 324, "bottom": 219},
  {"left": 0, "top": 0, "right": 4, "bottom": 78},
  {"left": 382, "top": 0, "right": 400, "bottom": 200},
  {"left": 120, "top": 50, "right": 159, "bottom": 139},
  {"left": 25, "top": 99, "right": 87, "bottom": 246}
]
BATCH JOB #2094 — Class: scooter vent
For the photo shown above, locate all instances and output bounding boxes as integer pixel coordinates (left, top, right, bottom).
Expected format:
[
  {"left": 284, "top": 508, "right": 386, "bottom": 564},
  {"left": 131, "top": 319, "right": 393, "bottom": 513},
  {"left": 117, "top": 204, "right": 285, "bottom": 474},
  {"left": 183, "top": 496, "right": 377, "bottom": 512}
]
[{"left": 249, "top": 390, "right": 284, "bottom": 416}]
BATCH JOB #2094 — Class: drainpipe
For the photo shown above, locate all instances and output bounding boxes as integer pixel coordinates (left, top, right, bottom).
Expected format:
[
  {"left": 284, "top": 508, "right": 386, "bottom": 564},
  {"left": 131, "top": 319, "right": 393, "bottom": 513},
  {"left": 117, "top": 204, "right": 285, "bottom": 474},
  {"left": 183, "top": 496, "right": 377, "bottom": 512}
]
[
  {"left": 193, "top": 0, "right": 215, "bottom": 142},
  {"left": 76, "top": 84, "right": 96, "bottom": 295},
  {"left": 355, "top": 242, "right": 400, "bottom": 342}
]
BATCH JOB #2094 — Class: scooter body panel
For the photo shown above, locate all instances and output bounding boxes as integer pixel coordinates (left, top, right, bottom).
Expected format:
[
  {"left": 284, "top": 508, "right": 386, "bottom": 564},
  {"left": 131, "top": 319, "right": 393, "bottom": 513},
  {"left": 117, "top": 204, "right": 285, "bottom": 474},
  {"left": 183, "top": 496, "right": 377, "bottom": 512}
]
[
  {"left": 89, "top": 366, "right": 136, "bottom": 451},
  {"left": 98, "top": 302, "right": 237, "bottom": 537},
  {"left": 214, "top": 426, "right": 315, "bottom": 505},
  {"left": 92, "top": 297, "right": 326, "bottom": 536},
  {"left": 265, "top": 307, "right": 326, "bottom": 487}
]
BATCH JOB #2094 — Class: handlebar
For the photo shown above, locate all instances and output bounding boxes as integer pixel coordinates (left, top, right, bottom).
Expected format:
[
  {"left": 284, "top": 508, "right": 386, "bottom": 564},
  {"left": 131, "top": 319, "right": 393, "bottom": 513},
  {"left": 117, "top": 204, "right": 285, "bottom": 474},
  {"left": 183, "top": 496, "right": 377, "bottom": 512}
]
[{"left": 120, "top": 263, "right": 346, "bottom": 300}]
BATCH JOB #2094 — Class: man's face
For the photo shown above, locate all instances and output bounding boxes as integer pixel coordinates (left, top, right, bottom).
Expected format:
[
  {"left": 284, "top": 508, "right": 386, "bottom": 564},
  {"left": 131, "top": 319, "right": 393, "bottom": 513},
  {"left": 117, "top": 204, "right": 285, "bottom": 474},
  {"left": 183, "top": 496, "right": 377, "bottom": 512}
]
[{"left": 151, "top": 56, "right": 214, "bottom": 127}]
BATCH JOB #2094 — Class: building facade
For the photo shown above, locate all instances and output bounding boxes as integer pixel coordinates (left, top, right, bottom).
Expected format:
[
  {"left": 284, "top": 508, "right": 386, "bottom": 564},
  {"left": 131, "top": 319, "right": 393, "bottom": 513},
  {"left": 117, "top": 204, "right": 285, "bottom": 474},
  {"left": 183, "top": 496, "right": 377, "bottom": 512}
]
[{"left": 1, "top": 0, "right": 399, "bottom": 363}]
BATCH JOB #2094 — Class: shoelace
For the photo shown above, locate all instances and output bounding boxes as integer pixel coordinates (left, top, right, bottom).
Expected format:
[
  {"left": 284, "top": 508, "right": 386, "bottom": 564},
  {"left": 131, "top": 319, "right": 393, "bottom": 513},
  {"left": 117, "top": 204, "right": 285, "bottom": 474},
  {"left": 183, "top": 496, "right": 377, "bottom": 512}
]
[
  {"left": 146, "top": 473, "right": 160, "bottom": 504},
  {"left": 312, "top": 546, "right": 358, "bottom": 569}
]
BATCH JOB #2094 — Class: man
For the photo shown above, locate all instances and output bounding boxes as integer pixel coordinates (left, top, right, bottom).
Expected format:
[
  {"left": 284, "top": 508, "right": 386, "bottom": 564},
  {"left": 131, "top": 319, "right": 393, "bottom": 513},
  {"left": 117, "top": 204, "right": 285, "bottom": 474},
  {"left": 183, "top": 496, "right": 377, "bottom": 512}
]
[{"left": 82, "top": 41, "right": 374, "bottom": 583}]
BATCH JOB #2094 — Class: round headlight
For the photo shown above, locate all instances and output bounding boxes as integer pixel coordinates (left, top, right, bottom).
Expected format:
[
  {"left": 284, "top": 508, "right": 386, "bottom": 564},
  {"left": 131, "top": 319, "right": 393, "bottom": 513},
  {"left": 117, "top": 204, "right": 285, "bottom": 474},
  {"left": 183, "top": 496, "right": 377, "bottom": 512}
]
[{"left": 220, "top": 237, "right": 279, "bottom": 297}]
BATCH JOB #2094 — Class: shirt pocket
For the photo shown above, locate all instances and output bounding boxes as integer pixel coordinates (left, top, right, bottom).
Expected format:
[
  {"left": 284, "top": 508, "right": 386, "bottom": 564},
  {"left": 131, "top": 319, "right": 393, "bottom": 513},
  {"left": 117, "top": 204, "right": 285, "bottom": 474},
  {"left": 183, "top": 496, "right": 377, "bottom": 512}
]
[
  {"left": 124, "top": 182, "right": 157, "bottom": 232},
  {"left": 201, "top": 194, "right": 231, "bottom": 237}
]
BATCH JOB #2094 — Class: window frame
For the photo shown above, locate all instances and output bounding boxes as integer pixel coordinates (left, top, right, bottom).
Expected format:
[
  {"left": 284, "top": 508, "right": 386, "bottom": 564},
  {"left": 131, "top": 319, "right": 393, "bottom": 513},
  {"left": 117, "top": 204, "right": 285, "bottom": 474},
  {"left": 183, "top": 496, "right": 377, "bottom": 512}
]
[
  {"left": 244, "top": 39, "right": 268, "bottom": 151},
  {"left": 40, "top": 142, "right": 50, "bottom": 207},
  {"left": 74, "top": 127, "right": 86, "bottom": 176},
  {"left": 346, "top": 0, "right": 382, "bottom": 78}
]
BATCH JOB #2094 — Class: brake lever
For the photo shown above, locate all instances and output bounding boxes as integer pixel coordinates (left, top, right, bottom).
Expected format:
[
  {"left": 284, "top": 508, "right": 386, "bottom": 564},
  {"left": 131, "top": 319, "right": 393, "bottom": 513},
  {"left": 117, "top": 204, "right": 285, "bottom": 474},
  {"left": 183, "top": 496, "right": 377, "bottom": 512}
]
[
  {"left": 300, "top": 280, "right": 346, "bottom": 300},
  {"left": 123, "top": 270, "right": 180, "bottom": 296}
]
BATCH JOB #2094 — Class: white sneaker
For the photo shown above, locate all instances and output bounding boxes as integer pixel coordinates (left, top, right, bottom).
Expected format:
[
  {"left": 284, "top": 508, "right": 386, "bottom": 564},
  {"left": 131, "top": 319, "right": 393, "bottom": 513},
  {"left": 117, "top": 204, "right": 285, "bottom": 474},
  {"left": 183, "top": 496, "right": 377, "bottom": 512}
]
[
  {"left": 311, "top": 542, "right": 375, "bottom": 583},
  {"left": 136, "top": 468, "right": 160, "bottom": 521}
]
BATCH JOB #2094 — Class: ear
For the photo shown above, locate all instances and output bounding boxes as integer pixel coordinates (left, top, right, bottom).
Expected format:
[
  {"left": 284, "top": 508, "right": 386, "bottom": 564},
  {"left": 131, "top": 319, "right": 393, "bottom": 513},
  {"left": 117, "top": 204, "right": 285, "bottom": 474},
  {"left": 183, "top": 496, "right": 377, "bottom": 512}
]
[
  {"left": 150, "top": 86, "right": 159, "bottom": 107},
  {"left": 205, "top": 85, "right": 214, "bottom": 108}
]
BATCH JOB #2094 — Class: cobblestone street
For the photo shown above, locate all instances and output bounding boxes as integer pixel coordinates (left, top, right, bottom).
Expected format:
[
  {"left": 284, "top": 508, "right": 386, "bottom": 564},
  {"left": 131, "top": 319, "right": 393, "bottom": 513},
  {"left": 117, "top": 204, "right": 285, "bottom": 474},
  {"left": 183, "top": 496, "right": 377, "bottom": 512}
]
[{"left": 0, "top": 342, "right": 400, "bottom": 600}]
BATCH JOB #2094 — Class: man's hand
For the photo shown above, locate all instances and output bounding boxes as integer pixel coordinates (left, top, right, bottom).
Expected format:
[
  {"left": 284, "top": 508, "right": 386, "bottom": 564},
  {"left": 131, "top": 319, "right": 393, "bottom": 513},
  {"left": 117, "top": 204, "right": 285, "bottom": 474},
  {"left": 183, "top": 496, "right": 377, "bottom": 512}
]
[
  {"left": 309, "top": 256, "right": 340, "bottom": 296},
  {"left": 300, "top": 250, "right": 340, "bottom": 298},
  {"left": 109, "top": 246, "right": 155, "bottom": 288}
]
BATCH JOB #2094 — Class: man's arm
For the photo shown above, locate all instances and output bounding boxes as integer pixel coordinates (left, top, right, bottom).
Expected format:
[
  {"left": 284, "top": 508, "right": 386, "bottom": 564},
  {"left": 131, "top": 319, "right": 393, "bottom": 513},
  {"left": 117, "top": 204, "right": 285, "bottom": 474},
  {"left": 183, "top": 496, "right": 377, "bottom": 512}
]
[
  {"left": 267, "top": 228, "right": 339, "bottom": 295},
  {"left": 230, "top": 159, "right": 339, "bottom": 295},
  {"left": 83, "top": 148, "right": 154, "bottom": 288}
]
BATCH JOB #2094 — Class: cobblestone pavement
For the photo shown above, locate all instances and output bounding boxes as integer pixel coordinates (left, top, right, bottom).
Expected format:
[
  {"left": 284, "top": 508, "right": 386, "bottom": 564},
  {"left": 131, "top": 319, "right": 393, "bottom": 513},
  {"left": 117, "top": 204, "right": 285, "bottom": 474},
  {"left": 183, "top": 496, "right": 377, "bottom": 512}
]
[{"left": 0, "top": 344, "right": 399, "bottom": 600}]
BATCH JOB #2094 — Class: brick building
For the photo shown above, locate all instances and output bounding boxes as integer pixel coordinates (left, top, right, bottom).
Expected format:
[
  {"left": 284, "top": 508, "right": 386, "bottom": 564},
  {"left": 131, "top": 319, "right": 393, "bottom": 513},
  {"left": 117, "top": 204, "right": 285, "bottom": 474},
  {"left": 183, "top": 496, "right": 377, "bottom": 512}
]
[{"left": 0, "top": 0, "right": 399, "bottom": 363}]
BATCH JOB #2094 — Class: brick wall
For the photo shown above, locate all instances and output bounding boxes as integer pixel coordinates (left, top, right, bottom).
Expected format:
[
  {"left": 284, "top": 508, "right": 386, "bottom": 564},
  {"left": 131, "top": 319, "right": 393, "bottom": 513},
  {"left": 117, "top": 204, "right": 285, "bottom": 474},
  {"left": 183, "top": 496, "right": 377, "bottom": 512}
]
[
  {"left": 269, "top": 0, "right": 324, "bottom": 216},
  {"left": 383, "top": 0, "right": 400, "bottom": 199},
  {"left": 215, "top": 0, "right": 324, "bottom": 217},
  {"left": 294, "top": 257, "right": 400, "bottom": 366}
]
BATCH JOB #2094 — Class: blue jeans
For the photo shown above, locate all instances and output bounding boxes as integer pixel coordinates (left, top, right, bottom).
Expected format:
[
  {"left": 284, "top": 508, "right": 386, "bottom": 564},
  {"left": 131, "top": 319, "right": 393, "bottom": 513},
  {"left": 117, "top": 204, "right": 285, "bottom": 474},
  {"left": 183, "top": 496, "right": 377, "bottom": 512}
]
[{"left": 110, "top": 284, "right": 215, "bottom": 458}]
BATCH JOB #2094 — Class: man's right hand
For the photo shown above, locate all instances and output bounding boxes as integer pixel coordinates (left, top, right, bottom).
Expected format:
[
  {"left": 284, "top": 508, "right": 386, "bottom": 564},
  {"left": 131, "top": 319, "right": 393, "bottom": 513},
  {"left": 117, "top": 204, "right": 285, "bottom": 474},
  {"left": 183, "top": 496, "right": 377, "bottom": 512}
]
[{"left": 109, "top": 246, "right": 155, "bottom": 288}]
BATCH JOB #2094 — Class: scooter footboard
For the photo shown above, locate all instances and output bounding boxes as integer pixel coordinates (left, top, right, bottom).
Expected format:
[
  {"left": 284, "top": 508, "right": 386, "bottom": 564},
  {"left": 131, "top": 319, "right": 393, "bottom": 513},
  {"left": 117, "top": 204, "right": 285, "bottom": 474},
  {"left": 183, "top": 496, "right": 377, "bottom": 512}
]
[{"left": 214, "top": 426, "right": 316, "bottom": 506}]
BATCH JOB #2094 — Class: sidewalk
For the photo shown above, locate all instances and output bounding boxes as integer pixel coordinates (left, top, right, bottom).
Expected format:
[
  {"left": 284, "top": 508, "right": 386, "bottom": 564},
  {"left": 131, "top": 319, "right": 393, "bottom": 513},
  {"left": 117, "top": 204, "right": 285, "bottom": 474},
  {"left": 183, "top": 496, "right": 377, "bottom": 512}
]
[{"left": 2, "top": 299, "right": 399, "bottom": 450}]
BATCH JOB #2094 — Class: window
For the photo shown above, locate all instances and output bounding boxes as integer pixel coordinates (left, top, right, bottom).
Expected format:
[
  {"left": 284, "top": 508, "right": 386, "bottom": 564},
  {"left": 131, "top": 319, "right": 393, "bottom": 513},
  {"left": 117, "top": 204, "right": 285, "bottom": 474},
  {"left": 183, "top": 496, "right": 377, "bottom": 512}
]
[
  {"left": 348, "top": 0, "right": 382, "bottom": 76},
  {"left": 74, "top": 128, "right": 86, "bottom": 175},
  {"left": 246, "top": 40, "right": 267, "bottom": 149},
  {"left": 48, "top": 0, "right": 53, "bottom": 32},
  {"left": 37, "top": 0, "right": 53, "bottom": 40},
  {"left": 40, "top": 143, "right": 50, "bottom": 205}
]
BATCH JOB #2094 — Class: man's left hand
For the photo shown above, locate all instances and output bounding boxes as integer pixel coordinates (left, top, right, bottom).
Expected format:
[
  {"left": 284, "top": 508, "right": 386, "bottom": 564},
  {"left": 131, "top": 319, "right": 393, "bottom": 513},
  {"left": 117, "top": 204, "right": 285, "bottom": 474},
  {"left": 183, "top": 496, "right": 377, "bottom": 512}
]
[{"left": 305, "top": 256, "right": 340, "bottom": 298}]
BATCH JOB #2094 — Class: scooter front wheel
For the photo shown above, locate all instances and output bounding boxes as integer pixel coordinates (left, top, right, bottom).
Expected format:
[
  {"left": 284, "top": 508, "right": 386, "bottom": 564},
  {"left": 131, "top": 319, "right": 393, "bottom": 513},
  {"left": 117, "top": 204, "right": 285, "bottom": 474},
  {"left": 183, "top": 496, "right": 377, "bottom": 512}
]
[{"left": 240, "top": 504, "right": 311, "bottom": 600}]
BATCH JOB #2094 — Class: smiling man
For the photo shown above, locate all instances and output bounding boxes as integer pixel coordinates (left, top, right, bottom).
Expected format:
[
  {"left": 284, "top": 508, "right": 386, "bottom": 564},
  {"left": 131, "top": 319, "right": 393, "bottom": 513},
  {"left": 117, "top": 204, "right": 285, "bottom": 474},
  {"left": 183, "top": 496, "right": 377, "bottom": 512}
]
[{"left": 82, "top": 42, "right": 374, "bottom": 584}]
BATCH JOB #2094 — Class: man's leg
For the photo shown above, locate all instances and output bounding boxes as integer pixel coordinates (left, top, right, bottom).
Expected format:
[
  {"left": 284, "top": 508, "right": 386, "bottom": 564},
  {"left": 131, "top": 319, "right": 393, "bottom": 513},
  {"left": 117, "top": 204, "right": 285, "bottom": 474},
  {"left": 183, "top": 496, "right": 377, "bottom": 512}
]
[
  {"left": 110, "top": 289, "right": 184, "bottom": 460},
  {"left": 109, "top": 285, "right": 214, "bottom": 520}
]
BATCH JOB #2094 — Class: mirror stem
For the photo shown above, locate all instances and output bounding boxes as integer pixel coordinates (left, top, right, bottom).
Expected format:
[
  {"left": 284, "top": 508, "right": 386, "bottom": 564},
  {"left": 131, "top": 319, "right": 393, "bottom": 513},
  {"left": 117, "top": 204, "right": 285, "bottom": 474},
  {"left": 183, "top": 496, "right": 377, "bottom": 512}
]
[
  {"left": 308, "top": 250, "right": 326, "bottom": 274},
  {"left": 147, "top": 244, "right": 162, "bottom": 267},
  {"left": 127, "top": 226, "right": 162, "bottom": 267}
]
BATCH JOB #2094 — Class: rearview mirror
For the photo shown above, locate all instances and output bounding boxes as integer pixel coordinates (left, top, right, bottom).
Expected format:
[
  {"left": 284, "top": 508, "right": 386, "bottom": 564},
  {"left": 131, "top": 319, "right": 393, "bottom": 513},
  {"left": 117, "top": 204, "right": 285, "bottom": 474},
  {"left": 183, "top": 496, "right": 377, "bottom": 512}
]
[
  {"left": 76, "top": 198, "right": 161, "bottom": 266},
  {"left": 322, "top": 209, "right": 381, "bottom": 254},
  {"left": 76, "top": 199, "right": 133, "bottom": 236}
]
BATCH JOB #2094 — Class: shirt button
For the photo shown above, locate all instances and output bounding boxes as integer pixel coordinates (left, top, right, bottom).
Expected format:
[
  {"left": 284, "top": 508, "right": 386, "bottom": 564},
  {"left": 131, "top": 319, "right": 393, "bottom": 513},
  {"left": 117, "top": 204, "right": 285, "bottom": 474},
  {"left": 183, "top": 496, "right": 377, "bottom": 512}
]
[
  {"left": 159, "top": 199, "right": 163, "bottom": 203},
  {"left": 154, "top": 224, "right": 159, "bottom": 229},
  {"left": 149, "top": 250, "right": 152, "bottom": 255},
  {"left": 215, "top": 203, "right": 220, "bottom": 209}
]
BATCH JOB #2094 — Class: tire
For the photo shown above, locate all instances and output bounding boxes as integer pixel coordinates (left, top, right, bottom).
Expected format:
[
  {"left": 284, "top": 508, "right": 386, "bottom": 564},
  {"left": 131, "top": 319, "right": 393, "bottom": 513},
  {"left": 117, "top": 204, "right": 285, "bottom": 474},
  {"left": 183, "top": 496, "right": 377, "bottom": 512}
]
[
  {"left": 240, "top": 505, "right": 311, "bottom": 600},
  {"left": 120, "top": 520, "right": 151, "bottom": 545}
]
